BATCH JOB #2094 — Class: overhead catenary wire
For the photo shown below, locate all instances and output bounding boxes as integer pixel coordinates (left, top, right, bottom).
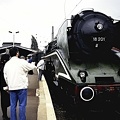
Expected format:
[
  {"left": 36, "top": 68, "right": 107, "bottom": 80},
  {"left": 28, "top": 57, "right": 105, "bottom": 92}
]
[
  {"left": 56, "top": 0, "right": 83, "bottom": 36},
  {"left": 52, "top": 0, "right": 84, "bottom": 41},
  {"left": 65, "top": 0, "right": 83, "bottom": 19}
]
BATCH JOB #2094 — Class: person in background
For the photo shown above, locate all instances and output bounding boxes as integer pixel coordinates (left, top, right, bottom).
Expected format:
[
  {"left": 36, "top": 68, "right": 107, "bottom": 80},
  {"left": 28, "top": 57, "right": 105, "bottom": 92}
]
[
  {"left": 20, "top": 55, "right": 25, "bottom": 60},
  {"left": 28, "top": 56, "right": 32, "bottom": 63},
  {"left": 37, "top": 58, "right": 45, "bottom": 81},
  {"left": 0, "top": 54, "right": 10, "bottom": 120},
  {"left": 3, "top": 47, "right": 37, "bottom": 120}
]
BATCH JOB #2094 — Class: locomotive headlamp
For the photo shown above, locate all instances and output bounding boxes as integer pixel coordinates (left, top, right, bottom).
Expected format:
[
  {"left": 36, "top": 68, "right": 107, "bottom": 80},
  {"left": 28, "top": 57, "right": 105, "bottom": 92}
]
[
  {"left": 79, "top": 72, "right": 85, "bottom": 78},
  {"left": 78, "top": 70, "right": 88, "bottom": 82},
  {"left": 97, "top": 23, "right": 103, "bottom": 30}
]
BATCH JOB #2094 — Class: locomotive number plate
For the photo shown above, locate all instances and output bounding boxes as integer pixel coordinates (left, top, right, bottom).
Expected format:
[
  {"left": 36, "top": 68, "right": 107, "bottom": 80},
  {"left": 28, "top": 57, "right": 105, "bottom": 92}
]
[{"left": 93, "top": 37, "right": 106, "bottom": 42}]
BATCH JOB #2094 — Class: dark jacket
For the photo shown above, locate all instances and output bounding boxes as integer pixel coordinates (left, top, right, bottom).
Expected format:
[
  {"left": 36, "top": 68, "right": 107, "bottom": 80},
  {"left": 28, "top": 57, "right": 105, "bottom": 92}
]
[
  {"left": 0, "top": 54, "right": 10, "bottom": 107},
  {"left": 0, "top": 62, "right": 7, "bottom": 90}
]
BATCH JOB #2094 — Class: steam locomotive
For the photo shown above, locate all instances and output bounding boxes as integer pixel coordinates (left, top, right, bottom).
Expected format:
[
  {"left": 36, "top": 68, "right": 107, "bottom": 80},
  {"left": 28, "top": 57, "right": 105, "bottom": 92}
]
[{"left": 43, "top": 9, "right": 120, "bottom": 110}]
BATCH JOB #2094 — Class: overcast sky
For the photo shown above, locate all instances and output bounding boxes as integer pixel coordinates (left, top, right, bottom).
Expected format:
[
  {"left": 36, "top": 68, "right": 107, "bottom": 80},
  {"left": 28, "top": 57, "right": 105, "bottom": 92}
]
[{"left": 0, "top": 0, "right": 120, "bottom": 49}]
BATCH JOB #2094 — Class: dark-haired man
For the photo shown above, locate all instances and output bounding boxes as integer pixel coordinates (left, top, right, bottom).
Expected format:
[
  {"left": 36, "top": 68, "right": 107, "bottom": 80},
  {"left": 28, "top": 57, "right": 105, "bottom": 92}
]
[{"left": 3, "top": 47, "right": 37, "bottom": 120}]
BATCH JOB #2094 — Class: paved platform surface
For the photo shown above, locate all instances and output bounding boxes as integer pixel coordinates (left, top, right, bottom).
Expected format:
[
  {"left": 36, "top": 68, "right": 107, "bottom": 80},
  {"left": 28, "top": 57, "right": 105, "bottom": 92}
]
[
  {"left": 37, "top": 77, "right": 56, "bottom": 120},
  {"left": 0, "top": 75, "right": 56, "bottom": 120},
  {"left": 0, "top": 89, "right": 39, "bottom": 120}
]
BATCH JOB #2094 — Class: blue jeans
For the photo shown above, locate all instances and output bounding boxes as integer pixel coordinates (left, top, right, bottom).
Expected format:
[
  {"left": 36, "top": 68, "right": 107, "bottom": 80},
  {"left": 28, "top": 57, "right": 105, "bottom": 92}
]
[{"left": 10, "top": 89, "right": 27, "bottom": 120}]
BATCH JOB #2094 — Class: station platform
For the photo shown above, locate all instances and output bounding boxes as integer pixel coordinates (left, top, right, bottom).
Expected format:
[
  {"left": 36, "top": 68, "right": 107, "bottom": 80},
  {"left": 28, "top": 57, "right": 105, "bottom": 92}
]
[
  {"left": 37, "top": 76, "right": 56, "bottom": 120},
  {"left": 0, "top": 73, "right": 56, "bottom": 120},
  {"left": 28, "top": 70, "right": 56, "bottom": 120}
]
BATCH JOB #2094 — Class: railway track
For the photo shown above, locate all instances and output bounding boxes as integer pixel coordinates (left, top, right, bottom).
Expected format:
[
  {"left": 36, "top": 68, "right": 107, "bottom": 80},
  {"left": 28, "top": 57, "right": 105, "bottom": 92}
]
[{"left": 45, "top": 80, "right": 120, "bottom": 120}]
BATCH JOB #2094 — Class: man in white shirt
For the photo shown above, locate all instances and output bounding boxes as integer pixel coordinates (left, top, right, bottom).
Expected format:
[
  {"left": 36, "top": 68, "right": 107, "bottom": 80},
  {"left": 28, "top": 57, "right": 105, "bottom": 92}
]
[{"left": 4, "top": 47, "right": 37, "bottom": 120}]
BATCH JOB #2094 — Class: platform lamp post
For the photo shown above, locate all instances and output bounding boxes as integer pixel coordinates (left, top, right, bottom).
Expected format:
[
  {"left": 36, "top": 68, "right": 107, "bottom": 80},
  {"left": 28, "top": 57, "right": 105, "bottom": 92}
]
[{"left": 9, "top": 31, "right": 19, "bottom": 47}]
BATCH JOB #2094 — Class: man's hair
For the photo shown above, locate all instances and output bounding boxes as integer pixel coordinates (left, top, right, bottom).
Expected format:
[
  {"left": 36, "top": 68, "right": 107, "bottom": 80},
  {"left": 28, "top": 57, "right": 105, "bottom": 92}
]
[{"left": 9, "top": 47, "right": 19, "bottom": 57}]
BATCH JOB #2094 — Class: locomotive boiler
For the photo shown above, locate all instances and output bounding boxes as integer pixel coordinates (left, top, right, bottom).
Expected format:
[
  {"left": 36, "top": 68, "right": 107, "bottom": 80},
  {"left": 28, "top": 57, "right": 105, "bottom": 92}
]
[{"left": 43, "top": 9, "right": 120, "bottom": 110}]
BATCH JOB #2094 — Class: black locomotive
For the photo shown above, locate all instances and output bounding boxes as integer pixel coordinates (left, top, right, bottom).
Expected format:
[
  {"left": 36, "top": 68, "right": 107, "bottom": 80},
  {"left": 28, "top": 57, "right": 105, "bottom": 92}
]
[{"left": 43, "top": 9, "right": 120, "bottom": 111}]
